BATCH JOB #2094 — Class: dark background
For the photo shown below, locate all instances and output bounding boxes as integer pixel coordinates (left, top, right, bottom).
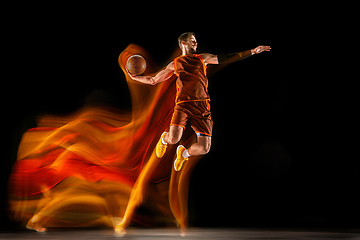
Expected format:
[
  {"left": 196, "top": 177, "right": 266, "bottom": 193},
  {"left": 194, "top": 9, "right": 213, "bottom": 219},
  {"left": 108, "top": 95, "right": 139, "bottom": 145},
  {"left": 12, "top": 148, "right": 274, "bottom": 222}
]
[{"left": 2, "top": 3, "right": 359, "bottom": 229}]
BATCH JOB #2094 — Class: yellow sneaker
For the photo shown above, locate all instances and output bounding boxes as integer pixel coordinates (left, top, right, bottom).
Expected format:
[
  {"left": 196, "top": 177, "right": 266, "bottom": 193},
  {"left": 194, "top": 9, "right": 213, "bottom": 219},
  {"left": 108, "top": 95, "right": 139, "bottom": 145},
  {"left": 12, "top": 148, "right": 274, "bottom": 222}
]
[
  {"left": 156, "top": 132, "right": 168, "bottom": 158},
  {"left": 174, "top": 145, "right": 189, "bottom": 171}
]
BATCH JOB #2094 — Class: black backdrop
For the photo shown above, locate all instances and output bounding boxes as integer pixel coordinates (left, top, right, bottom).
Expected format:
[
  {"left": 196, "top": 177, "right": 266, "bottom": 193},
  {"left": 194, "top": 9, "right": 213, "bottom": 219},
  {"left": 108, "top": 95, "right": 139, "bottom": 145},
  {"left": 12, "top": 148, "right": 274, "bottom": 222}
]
[{"left": 2, "top": 3, "right": 359, "bottom": 229}]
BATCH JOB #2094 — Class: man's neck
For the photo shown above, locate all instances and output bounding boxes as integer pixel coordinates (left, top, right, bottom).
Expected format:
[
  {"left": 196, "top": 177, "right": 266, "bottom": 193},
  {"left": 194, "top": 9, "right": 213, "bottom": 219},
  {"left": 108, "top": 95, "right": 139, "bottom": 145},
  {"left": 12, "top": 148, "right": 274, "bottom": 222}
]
[{"left": 182, "top": 49, "right": 194, "bottom": 56}]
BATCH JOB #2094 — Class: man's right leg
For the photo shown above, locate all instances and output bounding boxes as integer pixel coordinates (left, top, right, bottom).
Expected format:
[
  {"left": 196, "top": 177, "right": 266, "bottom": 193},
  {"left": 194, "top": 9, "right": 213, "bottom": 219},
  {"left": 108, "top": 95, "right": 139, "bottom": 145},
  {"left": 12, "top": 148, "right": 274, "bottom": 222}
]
[
  {"left": 164, "top": 125, "right": 184, "bottom": 145},
  {"left": 156, "top": 125, "right": 183, "bottom": 158}
]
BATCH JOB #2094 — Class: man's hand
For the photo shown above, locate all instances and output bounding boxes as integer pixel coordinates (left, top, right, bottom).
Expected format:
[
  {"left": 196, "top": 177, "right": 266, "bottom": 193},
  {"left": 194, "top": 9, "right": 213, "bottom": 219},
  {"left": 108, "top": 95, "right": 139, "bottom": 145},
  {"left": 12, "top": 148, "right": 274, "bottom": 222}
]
[
  {"left": 125, "top": 66, "right": 135, "bottom": 79},
  {"left": 252, "top": 45, "right": 271, "bottom": 54}
]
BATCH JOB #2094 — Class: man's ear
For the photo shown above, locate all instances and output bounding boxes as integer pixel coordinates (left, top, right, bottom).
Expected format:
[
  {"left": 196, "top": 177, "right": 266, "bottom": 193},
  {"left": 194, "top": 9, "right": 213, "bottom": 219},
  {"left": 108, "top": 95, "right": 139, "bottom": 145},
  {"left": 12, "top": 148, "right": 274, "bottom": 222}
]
[{"left": 181, "top": 41, "right": 186, "bottom": 47}]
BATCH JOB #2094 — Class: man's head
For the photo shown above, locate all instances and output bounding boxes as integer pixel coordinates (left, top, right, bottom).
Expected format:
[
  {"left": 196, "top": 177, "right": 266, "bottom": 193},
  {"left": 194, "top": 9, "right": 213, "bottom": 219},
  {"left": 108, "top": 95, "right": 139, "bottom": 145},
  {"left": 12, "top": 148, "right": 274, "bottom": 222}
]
[{"left": 178, "top": 32, "right": 197, "bottom": 54}]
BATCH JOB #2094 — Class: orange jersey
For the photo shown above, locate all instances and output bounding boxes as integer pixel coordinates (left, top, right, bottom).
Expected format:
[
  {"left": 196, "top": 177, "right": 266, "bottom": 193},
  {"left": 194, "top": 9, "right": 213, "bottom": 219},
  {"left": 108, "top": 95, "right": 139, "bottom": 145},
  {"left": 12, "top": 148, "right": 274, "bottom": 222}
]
[{"left": 174, "top": 54, "right": 209, "bottom": 103}]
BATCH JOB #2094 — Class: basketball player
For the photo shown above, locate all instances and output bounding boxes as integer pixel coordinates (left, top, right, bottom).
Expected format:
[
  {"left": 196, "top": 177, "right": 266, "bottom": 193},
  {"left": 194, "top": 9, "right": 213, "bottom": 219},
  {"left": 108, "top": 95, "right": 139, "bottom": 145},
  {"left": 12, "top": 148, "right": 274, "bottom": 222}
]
[
  {"left": 126, "top": 32, "right": 270, "bottom": 171},
  {"left": 116, "top": 32, "right": 270, "bottom": 237}
]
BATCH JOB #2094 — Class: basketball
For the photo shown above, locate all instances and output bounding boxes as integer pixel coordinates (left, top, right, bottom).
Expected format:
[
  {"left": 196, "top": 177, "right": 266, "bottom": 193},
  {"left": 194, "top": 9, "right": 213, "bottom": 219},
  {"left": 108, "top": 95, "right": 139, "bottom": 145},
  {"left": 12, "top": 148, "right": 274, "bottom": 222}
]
[{"left": 126, "top": 55, "right": 146, "bottom": 76}]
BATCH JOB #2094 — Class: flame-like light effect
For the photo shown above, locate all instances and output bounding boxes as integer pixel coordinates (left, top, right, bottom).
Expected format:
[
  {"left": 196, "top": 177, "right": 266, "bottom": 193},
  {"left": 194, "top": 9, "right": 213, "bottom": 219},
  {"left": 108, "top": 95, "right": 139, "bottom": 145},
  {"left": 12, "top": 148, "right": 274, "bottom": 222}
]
[{"left": 8, "top": 44, "right": 203, "bottom": 228}]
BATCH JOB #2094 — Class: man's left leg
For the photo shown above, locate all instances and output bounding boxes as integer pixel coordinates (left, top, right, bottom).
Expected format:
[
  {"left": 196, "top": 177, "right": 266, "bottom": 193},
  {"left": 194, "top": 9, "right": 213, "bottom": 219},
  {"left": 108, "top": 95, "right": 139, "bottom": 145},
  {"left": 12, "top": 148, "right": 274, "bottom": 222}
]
[
  {"left": 173, "top": 101, "right": 212, "bottom": 171},
  {"left": 187, "top": 135, "right": 211, "bottom": 156}
]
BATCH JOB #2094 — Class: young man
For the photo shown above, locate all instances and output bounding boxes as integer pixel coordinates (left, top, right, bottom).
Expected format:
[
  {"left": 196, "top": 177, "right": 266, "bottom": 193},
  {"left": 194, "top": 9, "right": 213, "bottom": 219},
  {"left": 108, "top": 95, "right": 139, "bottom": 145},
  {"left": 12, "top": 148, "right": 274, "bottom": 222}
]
[
  {"left": 115, "top": 33, "right": 270, "bottom": 237},
  {"left": 127, "top": 32, "right": 270, "bottom": 171}
]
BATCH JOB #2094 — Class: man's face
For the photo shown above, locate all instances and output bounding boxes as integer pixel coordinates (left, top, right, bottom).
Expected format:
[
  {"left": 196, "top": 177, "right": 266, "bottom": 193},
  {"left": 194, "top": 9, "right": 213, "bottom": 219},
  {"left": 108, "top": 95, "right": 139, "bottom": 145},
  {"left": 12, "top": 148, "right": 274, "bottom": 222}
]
[{"left": 183, "top": 35, "right": 198, "bottom": 53}]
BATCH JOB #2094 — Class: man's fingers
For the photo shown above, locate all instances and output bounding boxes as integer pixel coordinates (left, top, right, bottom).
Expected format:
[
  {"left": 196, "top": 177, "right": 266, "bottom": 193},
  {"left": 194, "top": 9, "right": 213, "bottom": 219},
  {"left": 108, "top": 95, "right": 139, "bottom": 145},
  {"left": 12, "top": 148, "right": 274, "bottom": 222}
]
[
  {"left": 260, "top": 46, "right": 271, "bottom": 52},
  {"left": 254, "top": 45, "right": 271, "bottom": 54}
]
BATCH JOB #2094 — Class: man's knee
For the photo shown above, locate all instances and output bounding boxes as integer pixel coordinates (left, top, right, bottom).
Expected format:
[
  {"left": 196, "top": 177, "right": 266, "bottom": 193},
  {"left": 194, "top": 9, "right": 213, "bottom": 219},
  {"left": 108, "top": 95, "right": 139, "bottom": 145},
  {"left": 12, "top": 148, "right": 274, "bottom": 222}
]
[
  {"left": 167, "top": 134, "right": 181, "bottom": 145},
  {"left": 167, "top": 126, "right": 183, "bottom": 145},
  {"left": 199, "top": 140, "right": 211, "bottom": 155},
  {"left": 203, "top": 142, "right": 211, "bottom": 154}
]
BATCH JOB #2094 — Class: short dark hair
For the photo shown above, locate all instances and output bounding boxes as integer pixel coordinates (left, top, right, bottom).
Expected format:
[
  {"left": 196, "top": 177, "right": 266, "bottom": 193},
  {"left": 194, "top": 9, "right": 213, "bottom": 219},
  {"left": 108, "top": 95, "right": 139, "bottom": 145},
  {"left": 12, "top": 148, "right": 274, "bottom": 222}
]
[{"left": 178, "top": 32, "right": 195, "bottom": 49}]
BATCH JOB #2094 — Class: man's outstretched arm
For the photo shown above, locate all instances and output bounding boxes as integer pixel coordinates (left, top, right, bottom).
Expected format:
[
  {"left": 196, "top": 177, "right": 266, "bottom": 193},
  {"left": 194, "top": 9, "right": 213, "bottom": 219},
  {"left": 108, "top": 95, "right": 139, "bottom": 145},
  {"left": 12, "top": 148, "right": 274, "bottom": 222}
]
[
  {"left": 202, "top": 45, "right": 271, "bottom": 65},
  {"left": 126, "top": 61, "right": 175, "bottom": 85}
]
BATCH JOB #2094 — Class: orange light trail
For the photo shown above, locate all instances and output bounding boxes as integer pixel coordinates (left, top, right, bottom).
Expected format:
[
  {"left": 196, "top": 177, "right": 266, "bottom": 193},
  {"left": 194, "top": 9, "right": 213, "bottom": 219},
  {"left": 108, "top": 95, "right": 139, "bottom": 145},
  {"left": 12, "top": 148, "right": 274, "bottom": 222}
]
[{"left": 8, "top": 44, "right": 203, "bottom": 229}]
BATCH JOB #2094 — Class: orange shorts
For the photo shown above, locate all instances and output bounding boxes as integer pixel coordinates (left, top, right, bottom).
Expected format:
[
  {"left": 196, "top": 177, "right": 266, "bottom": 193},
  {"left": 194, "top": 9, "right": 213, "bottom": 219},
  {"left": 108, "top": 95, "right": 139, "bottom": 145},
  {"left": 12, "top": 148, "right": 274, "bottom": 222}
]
[{"left": 170, "top": 100, "right": 212, "bottom": 137}]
